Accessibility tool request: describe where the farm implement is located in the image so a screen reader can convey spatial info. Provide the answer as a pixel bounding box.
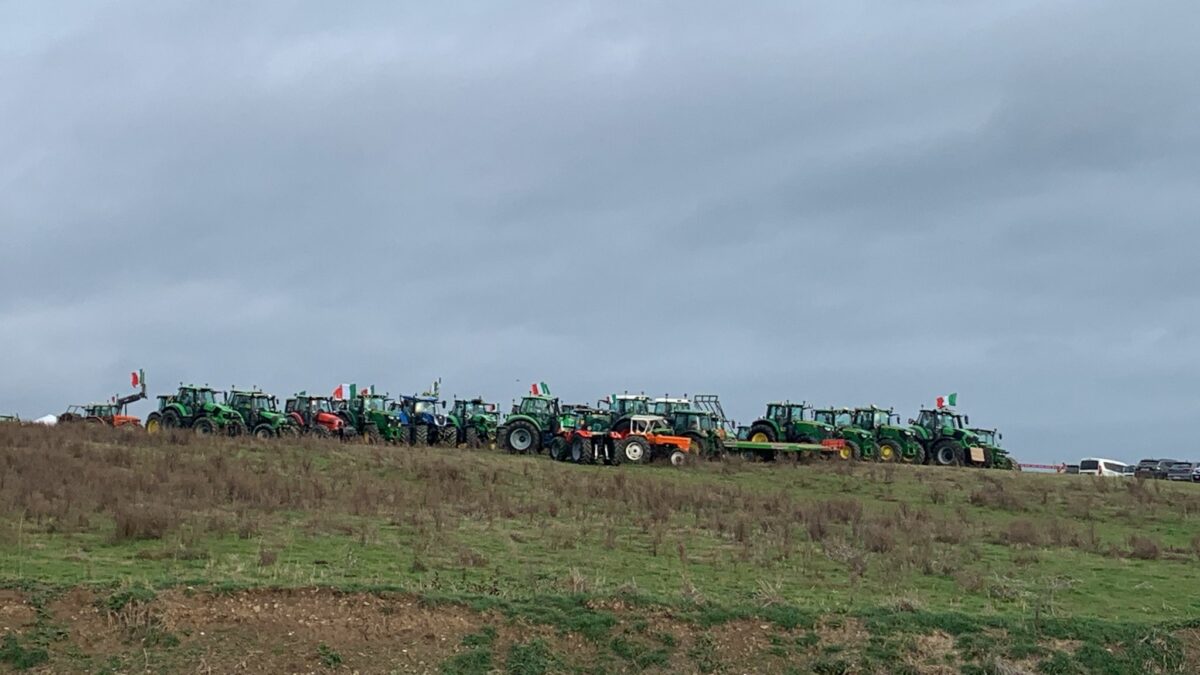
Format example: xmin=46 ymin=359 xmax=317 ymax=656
xmin=145 ymin=384 xmax=246 ymax=435
xmin=58 ymin=370 xmax=148 ymax=428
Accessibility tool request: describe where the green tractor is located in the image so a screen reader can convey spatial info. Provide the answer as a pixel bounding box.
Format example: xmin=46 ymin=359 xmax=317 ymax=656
xmin=145 ymin=385 xmax=246 ymax=436
xmin=910 ymin=408 xmax=985 ymax=467
xmin=447 ymin=397 xmax=502 ymax=448
xmin=812 ymin=407 xmax=876 ymax=461
xmin=336 ymin=392 xmax=407 ymax=444
xmin=849 ymin=406 xmax=925 ymax=464
xmin=497 ymin=395 xmax=563 ymax=454
xmin=746 ymin=401 xmax=837 ymax=446
xmin=971 ymin=427 xmax=1017 ymax=470
xmin=224 ymin=389 xmax=298 ymax=439
xmin=664 ymin=408 xmax=726 ymax=458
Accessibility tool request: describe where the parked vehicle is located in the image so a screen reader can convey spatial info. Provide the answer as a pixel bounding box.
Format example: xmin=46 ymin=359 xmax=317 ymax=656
xmin=1192 ymin=465 xmax=1200 ymax=483
xmin=1121 ymin=464 xmax=1136 ymax=477
xmin=1135 ymin=458 xmax=1179 ymax=480
xmin=145 ymin=385 xmax=246 ymax=436
xmin=225 ymin=388 xmax=298 ymax=438
xmin=286 ymin=394 xmax=357 ymax=439
xmin=1078 ymin=458 xmax=1127 ymax=476
xmin=1167 ymin=462 xmax=1196 ymax=481
xmin=1065 ymin=464 xmax=1080 ymax=474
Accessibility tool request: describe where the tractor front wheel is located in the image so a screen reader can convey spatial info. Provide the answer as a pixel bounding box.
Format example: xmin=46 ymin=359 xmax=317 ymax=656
xmin=465 ymin=426 xmax=481 ymax=449
xmin=618 ymin=435 xmax=651 ymax=464
xmin=311 ymin=425 xmax=331 ymax=439
xmin=414 ymin=425 xmax=429 ymax=446
xmin=837 ymin=440 xmax=861 ymax=461
xmin=669 ymin=450 xmax=687 ymax=467
xmin=505 ymin=421 xmax=538 ymax=454
xmin=571 ymin=436 xmax=592 ymax=465
xmin=933 ymin=440 xmax=963 ymax=467
xmin=145 ymin=414 xmax=162 ymax=434
xmin=253 ymin=424 xmax=276 ymax=440
xmin=193 ymin=418 xmax=216 ymax=436
xmin=226 ymin=420 xmax=247 ymax=437
xmin=162 ymin=409 xmax=182 ymax=429
xmin=439 ymin=427 xmax=458 ymax=448
xmin=877 ymin=439 xmax=902 ymax=463
xmin=748 ymin=424 xmax=776 ymax=443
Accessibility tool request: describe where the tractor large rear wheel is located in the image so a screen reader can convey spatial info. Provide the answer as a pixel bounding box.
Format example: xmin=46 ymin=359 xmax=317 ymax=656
xmin=748 ymin=423 xmax=776 ymax=443
xmin=162 ymin=409 xmax=182 ymax=429
xmin=363 ymin=425 xmax=382 ymax=444
xmin=618 ymin=435 xmax=651 ymax=464
xmin=253 ymin=424 xmax=276 ymax=440
xmin=439 ymin=427 xmax=457 ymax=448
xmin=465 ymin=426 xmax=481 ymax=449
xmin=226 ymin=420 xmax=246 ymax=437
xmin=505 ymin=421 xmax=538 ymax=454
xmin=311 ymin=425 xmax=331 ymax=439
xmin=933 ymin=440 xmax=963 ymax=467
xmin=145 ymin=413 xmax=163 ymax=434
xmin=414 ymin=425 xmax=429 ymax=446
xmin=877 ymin=439 xmax=902 ymax=463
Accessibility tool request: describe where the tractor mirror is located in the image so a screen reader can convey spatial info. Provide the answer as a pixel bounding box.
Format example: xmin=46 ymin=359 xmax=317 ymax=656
xmin=908 ymin=419 xmax=915 ymax=425
xmin=964 ymin=415 xmax=970 ymax=424
xmin=998 ymin=432 xmax=1003 ymax=440
xmin=441 ymin=401 xmax=447 ymax=409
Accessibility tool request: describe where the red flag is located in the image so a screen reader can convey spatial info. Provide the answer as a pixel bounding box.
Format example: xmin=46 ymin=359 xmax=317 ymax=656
xmin=131 ymin=371 xmax=140 ymax=388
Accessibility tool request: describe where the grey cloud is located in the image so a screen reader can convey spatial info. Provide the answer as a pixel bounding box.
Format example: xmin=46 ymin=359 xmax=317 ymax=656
xmin=2 ymin=1 xmax=1198 ymax=464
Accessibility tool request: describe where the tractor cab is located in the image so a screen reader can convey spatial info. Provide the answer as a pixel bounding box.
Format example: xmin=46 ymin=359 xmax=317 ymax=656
xmin=851 ymin=406 xmax=899 ymax=431
xmin=914 ymin=409 xmax=970 ymax=435
xmin=812 ymin=407 xmax=854 ymax=427
xmin=452 ymin=398 xmax=498 ymax=421
xmin=651 ymin=397 xmax=691 ymax=417
xmin=605 ymin=394 xmax=651 ymax=433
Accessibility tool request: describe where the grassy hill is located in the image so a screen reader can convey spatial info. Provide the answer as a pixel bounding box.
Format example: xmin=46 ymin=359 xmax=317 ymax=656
xmin=0 ymin=424 xmax=1198 ymax=673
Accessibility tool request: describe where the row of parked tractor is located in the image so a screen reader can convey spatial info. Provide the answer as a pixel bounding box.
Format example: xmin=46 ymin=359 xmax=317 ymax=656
xmin=39 ymin=373 xmax=1016 ymax=470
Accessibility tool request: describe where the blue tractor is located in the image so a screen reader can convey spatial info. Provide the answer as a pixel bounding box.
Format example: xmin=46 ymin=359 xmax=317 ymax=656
xmin=390 ymin=393 xmax=452 ymax=446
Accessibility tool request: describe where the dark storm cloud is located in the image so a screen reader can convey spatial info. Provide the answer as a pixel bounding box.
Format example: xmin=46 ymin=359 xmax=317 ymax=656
xmin=2 ymin=1 xmax=1198 ymax=463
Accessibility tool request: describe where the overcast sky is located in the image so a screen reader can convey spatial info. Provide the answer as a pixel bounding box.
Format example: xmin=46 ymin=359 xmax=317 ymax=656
xmin=2 ymin=2 xmax=1197 ymax=464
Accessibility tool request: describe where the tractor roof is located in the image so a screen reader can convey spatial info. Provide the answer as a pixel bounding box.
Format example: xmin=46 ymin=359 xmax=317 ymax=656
xmin=653 ymin=397 xmax=689 ymax=403
xmin=853 ymin=405 xmax=894 ymax=413
xmin=768 ymin=401 xmax=810 ymax=407
xmin=229 ymin=389 xmax=271 ymax=396
xmin=630 ymin=414 xmax=669 ymax=424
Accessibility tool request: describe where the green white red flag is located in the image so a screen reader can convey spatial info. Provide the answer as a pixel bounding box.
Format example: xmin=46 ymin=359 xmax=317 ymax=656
xmin=936 ymin=393 xmax=958 ymax=408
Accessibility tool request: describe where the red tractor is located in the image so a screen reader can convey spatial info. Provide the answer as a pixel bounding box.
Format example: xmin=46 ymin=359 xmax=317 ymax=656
xmin=285 ymin=394 xmax=358 ymax=440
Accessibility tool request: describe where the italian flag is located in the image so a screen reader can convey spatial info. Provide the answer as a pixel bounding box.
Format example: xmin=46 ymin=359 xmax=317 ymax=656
xmin=333 ymin=384 xmax=365 ymax=400
xmin=130 ymin=369 xmax=144 ymax=388
xmin=936 ymin=393 xmax=958 ymax=408
xmin=531 ymin=382 xmax=550 ymax=396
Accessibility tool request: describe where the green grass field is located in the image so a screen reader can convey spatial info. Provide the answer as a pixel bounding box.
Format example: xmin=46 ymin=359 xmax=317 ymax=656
xmin=1 ymin=424 xmax=1198 ymax=673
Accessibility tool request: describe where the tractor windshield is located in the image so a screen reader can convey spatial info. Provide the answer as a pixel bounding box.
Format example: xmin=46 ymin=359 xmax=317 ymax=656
xmin=464 ymin=402 xmax=491 ymax=416
xmin=312 ymin=399 xmax=333 ymax=413
xmin=414 ymin=400 xmax=437 ymax=415
xmin=520 ymin=398 xmax=552 ymax=415
xmin=835 ymin=411 xmax=852 ymax=426
xmin=852 ymin=411 xmax=874 ymax=428
xmin=939 ymin=413 xmax=963 ymax=430
xmin=363 ymin=396 xmax=387 ymax=412
xmin=198 ymin=390 xmax=216 ymax=405
xmin=975 ymin=430 xmax=996 ymax=445
xmin=788 ymin=405 xmax=808 ymax=420
xmin=813 ymin=411 xmax=835 ymax=426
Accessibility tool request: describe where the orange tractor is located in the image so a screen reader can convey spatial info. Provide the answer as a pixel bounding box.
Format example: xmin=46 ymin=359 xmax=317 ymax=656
xmin=58 ymin=370 xmax=147 ymax=428
xmin=609 ymin=414 xmax=695 ymax=466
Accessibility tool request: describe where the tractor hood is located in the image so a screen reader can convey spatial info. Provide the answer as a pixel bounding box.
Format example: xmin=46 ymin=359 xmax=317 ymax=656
xmin=880 ymin=424 xmax=917 ymax=438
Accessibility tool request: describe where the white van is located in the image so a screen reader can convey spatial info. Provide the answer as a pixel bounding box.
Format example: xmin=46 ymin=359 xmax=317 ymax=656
xmin=1078 ymin=458 xmax=1128 ymax=476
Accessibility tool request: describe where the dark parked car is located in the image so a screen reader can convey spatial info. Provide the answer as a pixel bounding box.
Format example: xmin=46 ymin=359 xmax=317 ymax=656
xmin=1065 ymin=464 xmax=1080 ymax=475
xmin=1135 ymin=458 xmax=1179 ymax=480
xmin=1167 ymin=462 xmax=1196 ymax=481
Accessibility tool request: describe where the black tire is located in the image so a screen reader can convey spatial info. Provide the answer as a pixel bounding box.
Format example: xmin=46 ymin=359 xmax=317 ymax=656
xmin=225 ymin=419 xmax=247 ymax=437
xmin=363 ymin=424 xmax=382 ymax=444
xmin=162 ymin=409 xmax=182 ymax=429
xmin=877 ymin=439 xmax=903 ymax=463
xmin=685 ymin=433 xmax=706 ymax=457
xmin=606 ymin=439 xmax=621 ymax=466
xmin=145 ymin=413 xmax=163 ymax=435
xmin=547 ymin=436 xmax=569 ymax=461
xmin=465 ymin=426 xmax=481 ymax=449
xmin=439 ymin=426 xmax=457 ymax=448
xmin=311 ymin=425 xmax=331 ymax=439
xmin=252 ymin=424 xmax=276 ymax=440
xmin=669 ymin=450 xmax=687 ymax=467
xmin=618 ymin=435 xmax=651 ymax=464
xmin=193 ymin=417 xmax=216 ymax=435
xmin=571 ymin=436 xmax=592 ymax=464
xmin=747 ymin=423 xmax=777 ymax=443
xmin=342 ymin=426 xmax=359 ymax=441
xmin=838 ymin=440 xmax=862 ymax=461
xmin=414 ymin=424 xmax=429 ymax=446
xmin=505 ymin=420 xmax=539 ymax=454
xmin=933 ymin=440 xmax=963 ymax=467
